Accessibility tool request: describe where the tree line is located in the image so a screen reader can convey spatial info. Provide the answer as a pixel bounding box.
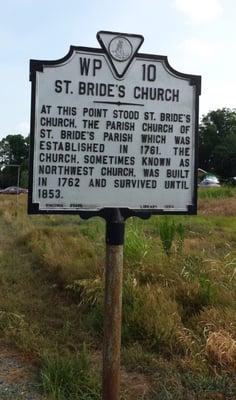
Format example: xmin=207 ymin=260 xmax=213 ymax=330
xmin=0 ymin=108 xmax=236 ymax=188
xmin=199 ymin=108 xmax=236 ymax=178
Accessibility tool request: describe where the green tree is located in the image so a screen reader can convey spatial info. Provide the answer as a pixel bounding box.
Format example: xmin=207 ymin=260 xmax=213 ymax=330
xmin=199 ymin=108 xmax=236 ymax=177
xmin=0 ymin=134 xmax=29 ymax=166
xmin=212 ymin=133 xmax=236 ymax=177
xmin=0 ymin=134 xmax=29 ymax=188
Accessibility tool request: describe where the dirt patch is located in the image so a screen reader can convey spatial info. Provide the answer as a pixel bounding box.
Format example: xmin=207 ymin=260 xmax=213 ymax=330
xmin=121 ymin=369 xmax=151 ymax=399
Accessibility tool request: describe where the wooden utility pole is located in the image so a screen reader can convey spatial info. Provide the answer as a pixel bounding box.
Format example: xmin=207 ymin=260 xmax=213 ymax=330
xmin=103 ymin=209 xmax=124 ymax=400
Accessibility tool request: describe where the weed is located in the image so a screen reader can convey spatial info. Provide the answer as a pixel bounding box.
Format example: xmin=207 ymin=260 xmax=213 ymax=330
xmin=159 ymin=218 xmax=176 ymax=256
xmin=125 ymin=223 xmax=152 ymax=267
xmin=198 ymin=275 xmax=217 ymax=305
xmin=40 ymin=344 xmax=100 ymax=399
xmin=157 ymin=218 xmax=186 ymax=257
xmin=181 ymin=255 xmax=203 ymax=281
xmin=176 ymin=222 xmax=185 ymax=255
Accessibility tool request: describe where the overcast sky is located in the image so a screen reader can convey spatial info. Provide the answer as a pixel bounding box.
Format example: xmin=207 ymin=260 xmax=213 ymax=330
xmin=0 ymin=0 xmax=235 ymax=139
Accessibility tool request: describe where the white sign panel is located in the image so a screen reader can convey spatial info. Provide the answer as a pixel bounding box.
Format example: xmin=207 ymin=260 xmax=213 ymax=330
xmin=29 ymin=31 xmax=201 ymax=215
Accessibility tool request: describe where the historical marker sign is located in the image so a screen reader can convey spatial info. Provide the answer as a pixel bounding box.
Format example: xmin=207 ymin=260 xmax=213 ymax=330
xmin=29 ymin=31 xmax=201 ymax=216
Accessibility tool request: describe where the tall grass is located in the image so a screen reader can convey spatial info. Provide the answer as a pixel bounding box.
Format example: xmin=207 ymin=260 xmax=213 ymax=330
xmin=125 ymin=222 xmax=152 ymax=267
xmin=158 ymin=218 xmax=185 ymax=256
xmin=0 ymin=195 xmax=236 ymax=398
xmin=40 ymin=345 xmax=100 ymax=400
xmin=198 ymin=186 xmax=236 ymax=199
xmin=159 ymin=218 xmax=176 ymax=256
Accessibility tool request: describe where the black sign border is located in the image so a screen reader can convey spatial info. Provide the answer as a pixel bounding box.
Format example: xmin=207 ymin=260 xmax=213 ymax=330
xmin=28 ymin=43 xmax=201 ymax=221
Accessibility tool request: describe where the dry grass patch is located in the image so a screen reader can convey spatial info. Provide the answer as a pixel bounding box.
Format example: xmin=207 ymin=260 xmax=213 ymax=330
xmin=121 ymin=369 xmax=151 ymax=400
xmin=205 ymin=330 xmax=236 ymax=371
xmin=198 ymin=197 xmax=236 ymax=216
xmin=184 ymin=237 xmax=206 ymax=254
xmin=195 ymin=307 xmax=236 ymax=339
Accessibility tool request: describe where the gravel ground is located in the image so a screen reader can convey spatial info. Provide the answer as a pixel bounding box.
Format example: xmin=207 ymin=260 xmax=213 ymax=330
xmin=0 ymin=345 xmax=44 ymax=400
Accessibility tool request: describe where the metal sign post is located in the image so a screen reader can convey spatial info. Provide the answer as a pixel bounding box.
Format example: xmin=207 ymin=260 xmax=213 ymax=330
xmin=28 ymin=31 xmax=201 ymax=400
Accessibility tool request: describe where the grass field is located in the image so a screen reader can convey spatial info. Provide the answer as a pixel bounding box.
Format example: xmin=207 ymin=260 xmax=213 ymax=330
xmin=0 ymin=188 xmax=235 ymax=399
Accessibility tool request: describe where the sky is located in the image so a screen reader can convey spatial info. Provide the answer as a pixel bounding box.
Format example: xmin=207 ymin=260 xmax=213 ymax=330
xmin=0 ymin=0 xmax=235 ymax=139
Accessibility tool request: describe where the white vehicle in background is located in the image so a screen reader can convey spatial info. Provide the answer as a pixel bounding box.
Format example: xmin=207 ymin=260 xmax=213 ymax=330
xmin=199 ymin=175 xmax=221 ymax=187
xmin=0 ymin=186 xmax=28 ymax=194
